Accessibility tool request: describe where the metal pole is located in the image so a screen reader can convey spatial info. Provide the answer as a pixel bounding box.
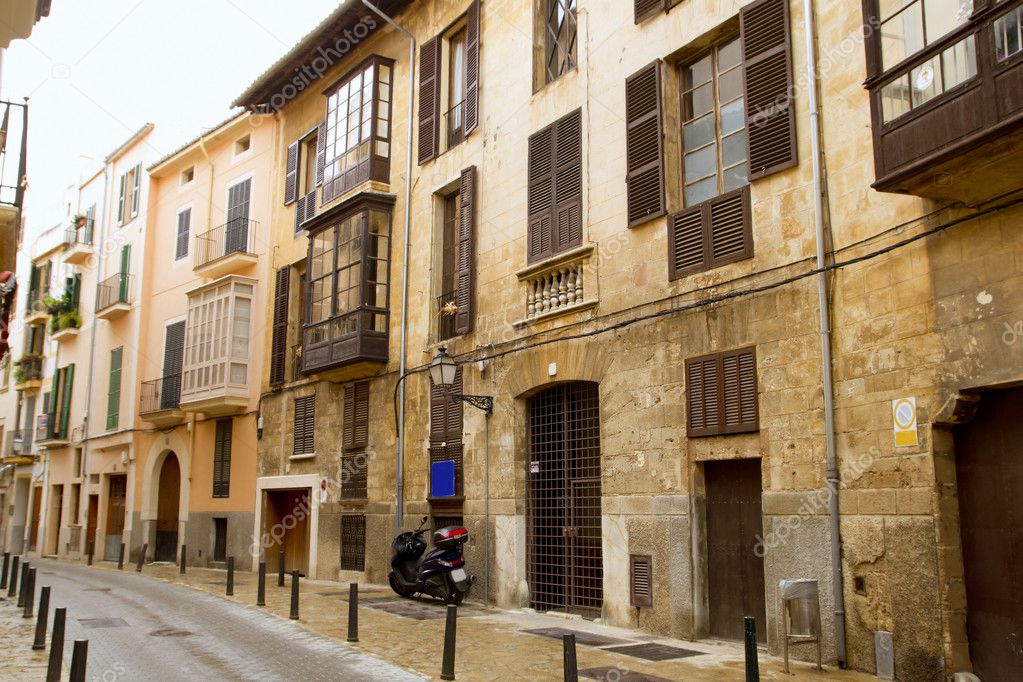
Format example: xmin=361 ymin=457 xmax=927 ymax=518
xmin=347 ymin=582 xmax=358 ymax=642
xmin=277 ymin=550 xmax=285 ymax=587
xmin=226 ymin=556 xmax=234 ymax=596
xmin=289 ymin=570 xmax=299 ymax=620
xmin=117 ymin=542 xmax=125 ymax=570
xmin=256 ymin=561 xmax=266 ymax=606
xmin=484 ymin=412 xmax=490 ymax=605
xmin=16 ymin=561 xmax=28 ymax=607
xmin=22 ymin=567 xmax=34 ymax=618
xmin=135 ymin=543 xmax=147 ymax=572
xmin=6 ymin=555 xmax=18 ymax=597
xmin=744 ymin=616 xmax=760 ymax=682
xmin=1 ymin=552 xmax=9 ymax=589
xmin=69 ymin=639 xmax=88 ymax=682
xmin=180 ymin=545 xmax=187 ymax=574
xmin=32 ymin=585 xmax=49 ymax=649
xmin=440 ymin=604 xmax=457 ymax=680
xmin=563 ymin=633 xmax=578 ymax=682
xmin=46 ymin=607 xmax=65 ymax=682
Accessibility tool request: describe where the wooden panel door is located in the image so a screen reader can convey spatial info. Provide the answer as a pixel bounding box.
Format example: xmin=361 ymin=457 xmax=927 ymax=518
xmin=705 ymin=458 xmax=767 ymax=642
xmin=954 ymin=387 xmax=1023 ymax=679
xmin=29 ymin=487 xmax=42 ymax=551
xmin=86 ymin=495 xmax=99 ymax=550
xmin=155 ymin=454 xmax=180 ymax=562
xmin=264 ymin=489 xmax=310 ymax=576
xmin=104 ymin=475 xmax=127 ymax=560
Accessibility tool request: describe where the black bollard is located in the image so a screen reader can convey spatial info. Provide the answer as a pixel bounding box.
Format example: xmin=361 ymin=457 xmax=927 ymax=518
xmin=86 ymin=541 xmax=93 ymax=566
xmin=256 ymin=561 xmax=266 ymax=606
xmin=22 ymin=567 xmax=35 ymax=618
xmin=32 ymin=585 xmax=50 ymax=649
xmin=440 ymin=604 xmax=458 ymax=680
xmin=180 ymin=545 xmax=187 ymax=574
xmin=289 ymin=570 xmax=299 ymax=620
xmin=1 ymin=552 xmax=9 ymax=590
xmin=117 ymin=542 xmax=125 ymax=570
xmin=277 ymin=551 xmax=285 ymax=587
xmin=135 ymin=543 xmax=147 ymax=573
xmin=226 ymin=556 xmax=234 ymax=596
xmin=6 ymin=555 xmax=18 ymax=597
xmin=563 ymin=633 xmax=578 ymax=682
xmin=69 ymin=639 xmax=88 ymax=682
xmin=46 ymin=607 xmax=66 ymax=682
xmin=347 ymin=582 xmax=358 ymax=643
xmin=16 ymin=561 xmax=29 ymax=607
xmin=744 ymin=616 xmax=760 ymax=682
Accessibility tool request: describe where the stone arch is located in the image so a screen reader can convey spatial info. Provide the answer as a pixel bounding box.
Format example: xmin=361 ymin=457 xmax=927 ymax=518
xmin=140 ymin=431 xmax=190 ymax=522
xmin=497 ymin=339 xmax=612 ymax=401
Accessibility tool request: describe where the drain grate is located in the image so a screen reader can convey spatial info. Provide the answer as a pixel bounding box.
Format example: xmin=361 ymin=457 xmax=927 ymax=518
xmin=83 ymin=588 xmax=111 ymax=592
xmin=78 ymin=618 xmax=129 ymax=629
xmin=602 ymin=643 xmax=704 ymax=661
xmin=149 ymin=628 xmax=192 ymax=637
xmin=523 ymin=628 xmax=630 ymax=648
xmin=362 ymin=597 xmax=482 ymax=621
xmin=579 ymin=667 xmax=677 ymax=682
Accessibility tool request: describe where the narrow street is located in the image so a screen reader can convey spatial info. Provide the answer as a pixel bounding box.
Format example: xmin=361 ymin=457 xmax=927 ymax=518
xmin=0 ymin=558 xmax=419 ymax=681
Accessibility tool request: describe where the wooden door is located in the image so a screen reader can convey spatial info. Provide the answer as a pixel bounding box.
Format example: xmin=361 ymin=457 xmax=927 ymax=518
xmin=48 ymin=485 xmax=63 ymax=555
xmin=104 ymin=475 xmax=127 ymax=560
xmin=954 ymin=388 xmax=1023 ymax=678
xmin=264 ymin=490 xmax=310 ymax=575
xmin=86 ymin=495 xmax=99 ymax=550
xmin=705 ymin=458 xmax=767 ymax=642
xmin=29 ymin=487 xmax=42 ymax=551
xmin=155 ymin=453 xmax=180 ymax=562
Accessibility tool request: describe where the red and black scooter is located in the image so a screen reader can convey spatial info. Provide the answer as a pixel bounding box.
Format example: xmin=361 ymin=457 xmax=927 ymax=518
xmin=388 ymin=516 xmax=474 ymax=605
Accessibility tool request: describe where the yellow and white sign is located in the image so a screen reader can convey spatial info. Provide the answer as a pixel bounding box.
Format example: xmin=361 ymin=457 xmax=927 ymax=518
xmin=892 ymin=397 xmax=918 ymax=447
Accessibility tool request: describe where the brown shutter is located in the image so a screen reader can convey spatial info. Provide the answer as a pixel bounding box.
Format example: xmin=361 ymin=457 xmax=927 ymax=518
xmin=741 ymin=0 xmax=797 ymax=180
xmin=419 ymin=36 xmax=441 ymax=165
xmin=668 ymin=186 xmax=751 ymax=280
xmin=635 ymin=0 xmax=662 ymax=23
xmin=553 ymin=109 xmax=583 ymax=251
xmin=455 ymin=167 xmax=476 ymax=334
xmin=722 ymin=347 xmax=758 ymax=434
xmin=630 ymin=554 xmax=653 ymax=607
xmin=686 ymin=348 xmax=758 ymax=437
xmin=293 ymin=395 xmax=315 ymax=455
xmin=625 ymin=61 xmax=666 ymax=228
xmin=315 ymin=121 xmax=327 ymax=187
xmin=343 ymin=381 xmax=370 ymax=451
xmin=284 ymin=141 xmax=299 ymax=205
xmin=527 ymin=124 xmax=555 ymax=262
xmin=269 ymin=267 xmax=290 ymax=386
xmin=668 ymin=204 xmax=704 ymax=280
xmin=685 ymin=354 xmax=721 ymax=437
xmin=295 ymin=195 xmax=307 ymax=232
xmin=430 ymin=368 xmax=463 ymax=445
xmin=464 ymin=0 xmax=480 ymax=136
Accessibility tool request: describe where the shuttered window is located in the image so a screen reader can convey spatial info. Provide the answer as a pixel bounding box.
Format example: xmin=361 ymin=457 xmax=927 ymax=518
xmin=293 ymin=395 xmax=315 ymax=456
xmin=430 ymin=368 xmax=464 ymax=497
xmin=544 ymin=0 xmax=578 ymax=84
xmin=47 ymin=364 xmax=74 ymax=440
xmin=213 ymin=418 xmax=232 ymax=498
xmin=625 ymin=61 xmax=666 ymax=227
xmin=685 ymin=347 xmax=758 ymax=437
xmin=464 ymin=0 xmax=480 ymax=137
xmin=106 ymin=347 xmax=122 ymax=431
xmin=117 ymin=173 xmax=126 ymax=224
xmin=668 ymin=186 xmax=752 ymax=280
xmin=455 ymin=167 xmax=476 ymax=334
xmin=419 ymin=37 xmax=441 ymax=164
xmin=284 ymin=141 xmax=300 ymax=205
xmin=293 ymin=130 xmax=320 ymax=231
xmin=527 ymin=109 xmax=582 ymax=263
xmin=269 ymin=267 xmax=290 ymax=386
xmin=635 ymin=0 xmax=681 ymax=24
xmin=131 ymin=163 xmax=142 ymax=217
xmin=341 ymin=381 xmax=370 ymax=499
xmin=175 ymin=208 xmax=191 ymax=260
xmin=340 ymin=515 xmax=366 ymax=571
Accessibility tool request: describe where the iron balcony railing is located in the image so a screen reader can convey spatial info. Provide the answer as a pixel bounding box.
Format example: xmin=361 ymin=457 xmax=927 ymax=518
xmin=95 ymin=272 xmax=133 ymax=312
xmin=14 ymin=355 xmax=43 ymax=385
xmin=65 ymin=226 xmax=93 ymax=247
xmin=291 ymin=344 xmax=303 ymax=382
xmin=194 ymin=217 xmax=258 ymax=270
xmin=436 ymin=291 xmax=458 ymax=342
xmin=445 ymin=99 xmax=465 ymax=148
xmin=36 ymin=413 xmax=64 ymax=443
xmin=25 ymin=287 xmax=47 ymax=317
xmin=140 ymin=374 xmax=182 ymax=414
xmin=5 ymin=429 xmax=25 ymax=457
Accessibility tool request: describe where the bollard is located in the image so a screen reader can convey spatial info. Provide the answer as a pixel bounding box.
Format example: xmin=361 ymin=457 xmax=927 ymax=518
xmin=256 ymin=561 xmax=266 ymax=606
xmin=1 ymin=552 xmax=9 ymax=590
xmin=180 ymin=545 xmax=187 ymax=574
xmin=32 ymin=585 xmax=50 ymax=649
xmin=440 ymin=604 xmax=458 ymax=681
xmin=277 ymin=551 xmax=285 ymax=587
xmin=563 ymin=633 xmax=578 ymax=682
xmin=69 ymin=639 xmax=88 ymax=682
xmin=135 ymin=543 xmax=147 ymax=573
xmin=16 ymin=562 xmax=29 ymax=607
xmin=744 ymin=616 xmax=760 ymax=682
xmin=86 ymin=541 xmax=93 ymax=566
xmin=347 ymin=582 xmax=359 ymax=643
xmin=46 ymin=607 xmax=66 ymax=682
xmin=22 ymin=567 xmax=35 ymax=618
xmin=226 ymin=556 xmax=234 ymax=596
xmin=289 ymin=570 xmax=299 ymax=620
xmin=117 ymin=542 xmax=125 ymax=570
xmin=7 ymin=555 xmax=19 ymax=597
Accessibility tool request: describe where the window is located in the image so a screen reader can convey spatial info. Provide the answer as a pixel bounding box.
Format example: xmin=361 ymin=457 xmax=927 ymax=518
xmin=83 ymin=204 xmax=96 ymax=243
xmin=286 ymin=129 xmax=321 ymax=231
xmin=117 ymin=164 xmax=141 ymax=225
xmin=213 ymin=418 xmax=232 ymax=498
xmin=106 ymin=347 xmax=122 ymax=430
xmin=269 ymin=267 xmax=291 ymax=386
xmin=181 ymin=277 xmax=253 ymax=404
xmin=543 ymin=0 xmax=577 ymax=85
xmin=447 ymin=26 xmax=468 ymax=147
xmin=234 ymin=134 xmax=251 ymax=156
xmin=341 ymin=382 xmax=369 ymax=499
xmin=685 ymin=347 xmax=758 ymax=437
xmin=430 ymin=368 xmax=464 ymax=497
xmin=180 ymin=166 xmax=195 ymax=185
xmin=995 ymin=3 xmax=1023 ymax=61
xmin=321 ymin=56 xmax=394 ymax=203
xmin=340 ymin=515 xmax=366 ymax=571
xmin=635 ymin=0 xmax=682 ymax=23
xmin=293 ymin=394 xmax=315 ymax=456
xmin=437 ymin=193 xmax=459 ymax=342
xmin=46 ymin=364 xmax=74 ymax=440
xmin=527 ymin=109 xmax=582 ymax=263
xmin=434 ymin=167 xmax=476 ymax=339
xmin=175 ymin=208 xmax=191 ymax=260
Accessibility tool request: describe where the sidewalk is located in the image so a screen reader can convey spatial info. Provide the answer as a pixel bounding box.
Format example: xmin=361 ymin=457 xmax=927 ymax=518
xmin=0 ymin=593 xmax=52 ymax=680
xmin=84 ymin=560 xmax=873 ymax=681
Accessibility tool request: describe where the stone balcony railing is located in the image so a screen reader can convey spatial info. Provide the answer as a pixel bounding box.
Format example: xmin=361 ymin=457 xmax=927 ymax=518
xmin=514 ymin=244 xmax=597 ymax=327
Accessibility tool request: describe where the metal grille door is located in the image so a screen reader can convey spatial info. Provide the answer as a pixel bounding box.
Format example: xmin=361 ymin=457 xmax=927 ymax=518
xmin=527 ymin=382 xmax=603 ymax=616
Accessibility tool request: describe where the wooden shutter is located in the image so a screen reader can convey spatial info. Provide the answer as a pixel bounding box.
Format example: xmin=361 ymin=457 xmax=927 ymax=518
xmin=295 ymin=195 xmax=307 ymax=231
xmin=464 ymin=0 xmax=481 ymax=136
xmin=175 ymin=209 xmax=190 ymax=260
xmin=315 ymin=121 xmax=326 ymax=188
xmin=284 ymin=141 xmax=299 ymax=205
xmin=117 ymin=174 xmax=126 ymax=223
xmin=668 ymin=186 xmax=752 ymax=280
xmin=293 ymin=395 xmax=315 ymax=455
xmin=430 ymin=368 xmax=463 ymax=445
xmin=47 ymin=370 xmax=60 ymax=436
xmin=527 ymin=124 xmax=555 ymax=262
xmin=721 ymin=347 xmax=758 ymax=434
xmin=342 ymin=381 xmax=370 ymax=451
xmin=685 ymin=353 xmax=721 ymax=437
xmin=685 ymin=347 xmax=758 ymax=437
xmin=59 ymin=364 xmax=74 ymax=439
xmin=69 ymin=274 xmax=81 ymax=307
xmin=162 ymin=321 xmax=185 ymax=408
xmin=625 ymin=61 xmax=666 ymax=228
xmin=630 ymin=554 xmax=653 ymax=608
xmin=635 ymin=0 xmax=662 ymax=23
xmin=418 ymin=36 xmax=441 ymax=164
xmin=84 ymin=205 xmax=95 ymax=242
xmin=213 ymin=419 xmax=232 ymax=498
xmin=741 ymin=0 xmax=797 ymax=180
xmin=107 ymin=347 xmax=122 ymax=430
xmin=131 ymin=164 xmax=141 ymax=217
xmin=553 ymin=110 xmax=582 ymax=252
xmin=269 ymin=267 xmax=290 ymax=386
xmin=455 ymin=167 xmax=476 ymax=334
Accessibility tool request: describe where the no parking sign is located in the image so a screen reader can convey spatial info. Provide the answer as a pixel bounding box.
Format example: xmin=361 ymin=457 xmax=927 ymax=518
xmin=892 ymin=397 xmax=919 ymax=447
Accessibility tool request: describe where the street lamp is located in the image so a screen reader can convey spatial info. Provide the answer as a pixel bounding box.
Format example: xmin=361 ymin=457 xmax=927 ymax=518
xmin=429 ymin=347 xmax=493 ymax=414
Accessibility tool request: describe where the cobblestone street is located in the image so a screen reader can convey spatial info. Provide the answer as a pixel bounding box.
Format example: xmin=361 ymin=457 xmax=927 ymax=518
xmin=0 ymin=557 xmax=881 ymax=681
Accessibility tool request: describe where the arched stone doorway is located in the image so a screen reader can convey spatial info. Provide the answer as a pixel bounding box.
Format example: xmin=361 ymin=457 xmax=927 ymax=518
xmin=155 ymin=452 xmax=180 ymax=562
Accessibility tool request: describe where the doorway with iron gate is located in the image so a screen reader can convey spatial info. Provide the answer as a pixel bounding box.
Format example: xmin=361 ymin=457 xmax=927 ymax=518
xmin=526 ymin=382 xmax=603 ymax=617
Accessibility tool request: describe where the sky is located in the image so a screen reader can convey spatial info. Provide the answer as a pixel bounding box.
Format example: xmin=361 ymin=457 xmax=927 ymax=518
xmin=1 ymin=0 xmax=342 ymax=233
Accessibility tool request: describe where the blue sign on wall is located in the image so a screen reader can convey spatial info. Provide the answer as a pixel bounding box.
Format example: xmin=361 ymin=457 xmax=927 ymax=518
xmin=431 ymin=460 xmax=456 ymax=498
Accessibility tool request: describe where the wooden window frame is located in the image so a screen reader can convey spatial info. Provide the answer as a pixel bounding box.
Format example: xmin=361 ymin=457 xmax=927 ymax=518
xmin=684 ymin=347 xmax=759 ymax=437
xmin=527 ymin=109 xmax=583 ymax=263
xmin=213 ymin=418 xmax=232 ymax=498
xmin=293 ymin=394 xmax=315 ymax=456
xmin=542 ymin=0 xmax=578 ymax=86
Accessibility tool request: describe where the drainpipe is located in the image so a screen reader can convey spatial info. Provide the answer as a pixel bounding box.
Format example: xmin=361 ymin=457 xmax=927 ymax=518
xmin=361 ymin=0 xmax=415 ymax=535
xmin=198 ymin=135 xmax=215 ymax=236
xmin=803 ymin=0 xmax=846 ymax=667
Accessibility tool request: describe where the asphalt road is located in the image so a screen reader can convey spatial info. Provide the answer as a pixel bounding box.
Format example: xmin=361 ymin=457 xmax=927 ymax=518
xmin=4 ymin=558 xmax=421 ymax=681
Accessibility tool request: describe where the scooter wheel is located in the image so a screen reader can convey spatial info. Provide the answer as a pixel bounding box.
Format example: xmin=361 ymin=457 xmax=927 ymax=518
xmin=389 ymin=571 xmax=415 ymax=598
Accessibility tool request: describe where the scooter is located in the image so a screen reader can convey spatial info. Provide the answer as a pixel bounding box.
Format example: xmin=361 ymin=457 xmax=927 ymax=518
xmin=388 ymin=516 xmax=474 ymax=605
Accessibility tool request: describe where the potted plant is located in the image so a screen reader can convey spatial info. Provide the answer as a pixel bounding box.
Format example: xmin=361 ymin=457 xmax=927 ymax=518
xmin=43 ymin=292 xmax=73 ymax=316
xmin=50 ymin=309 xmax=82 ymax=334
xmin=13 ymin=353 xmax=43 ymax=384
xmin=71 ymin=213 xmax=88 ymax=228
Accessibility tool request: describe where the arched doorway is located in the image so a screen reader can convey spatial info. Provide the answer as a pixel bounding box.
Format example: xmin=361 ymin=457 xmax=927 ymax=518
xmin=526 ymin=382 xmax=603 ymax=616
xmin=155 ymin=452 xmax=180 ymax=562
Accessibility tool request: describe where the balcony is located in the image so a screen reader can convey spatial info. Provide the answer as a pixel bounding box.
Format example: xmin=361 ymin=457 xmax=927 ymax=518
xmin=0 ymin=100 xmax=28 ymax=273
xmin=24 ymin=289 xmax=48 ymax=326
xmin=95 ymin=272 xmax=132 ymax=320
xmin=513 ymin=244 xmax=598 ymax=328
xmin=193 ymin=218 xmax=258 ymax=279
xmin=13 ymin=355 xmax=42 ymax=391
xmin=139 ymin=375 xmax=185 ymax=427
xmin=867 ymin=1 xmax=1023 ymax=203
xmin=36 ymin=413 xmax=68 ymax=448
xmin=4 ymin=429 xmax=25 ymax=458
xmin=63 ymin=226 xmax=94 ymax=266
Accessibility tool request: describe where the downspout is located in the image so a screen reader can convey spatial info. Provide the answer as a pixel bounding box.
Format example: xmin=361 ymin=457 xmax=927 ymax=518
xmin=361 ymin=0 xmax=415 ymax=535
xmin=198 ymin=135 xmax=215 ymax=237
xmin=803 ymin=0 xmax=846 ymax=666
